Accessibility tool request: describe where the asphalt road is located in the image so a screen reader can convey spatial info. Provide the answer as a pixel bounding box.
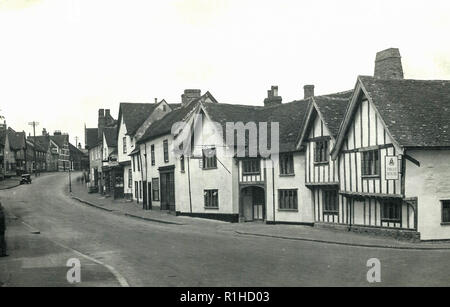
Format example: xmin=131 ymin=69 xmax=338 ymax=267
xmin=1 ymin=172 xmax=450 ymax=286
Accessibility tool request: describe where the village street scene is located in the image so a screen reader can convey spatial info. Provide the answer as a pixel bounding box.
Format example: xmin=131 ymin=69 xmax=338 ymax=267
xmin=1 ymin=0 xmax=450 ymax=289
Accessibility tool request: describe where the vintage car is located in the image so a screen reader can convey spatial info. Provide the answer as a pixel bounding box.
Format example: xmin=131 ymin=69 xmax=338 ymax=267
xmin=19 ymin=174 xmax=32 ymax=185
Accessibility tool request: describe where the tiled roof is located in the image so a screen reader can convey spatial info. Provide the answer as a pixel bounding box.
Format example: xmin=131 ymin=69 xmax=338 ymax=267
xmin=85 ymin=128 xmax=98 ymax=149
xmin=313 ymin=91 xmax=353 ymax=138
xmin=27 ymin=138 xmax=47 ymax=152
xmin=203 ymin=99 xmax=311 ymax=153
xmin=50 ymin=134 xmax=69 ymax=148
xmin=359 ymin=76 xmax=450 ymax=147
xmin=103 ymin=127 xmax=117 ymax=147
xmin=137 ymin=105 xmax=196 ymax=143
xmin=7 ymin=128 xmax=26 ymax=150
xmin=69 ymin=143 xmax=85 ymax=157
xmin=137 ymin=93 xmax=217 ymax=144
xmin=28 ymin=136 xmax=50 ymax=151
xmin=119 ymin=103 xmax=159 ymax=136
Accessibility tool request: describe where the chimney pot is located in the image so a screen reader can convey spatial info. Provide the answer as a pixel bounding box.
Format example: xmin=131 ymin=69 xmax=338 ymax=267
xmin=304 ymin=85 xmax=315 ymax=99
xmin=155 ymin=98 xmax=158 ymax=104
xmin=181 ymin=89 xmax=201 ymax=105
xmin=264 ymin=86 xmax=282 ymax=107
xmin=374 ymin=48 xmax=404 ymax=79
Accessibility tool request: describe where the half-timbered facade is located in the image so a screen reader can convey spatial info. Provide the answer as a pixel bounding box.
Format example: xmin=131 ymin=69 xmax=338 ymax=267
xmin=332 ymin=72 xmax=450 ymax=240
xmin=298 ymin=91 xmax=352 ymax=225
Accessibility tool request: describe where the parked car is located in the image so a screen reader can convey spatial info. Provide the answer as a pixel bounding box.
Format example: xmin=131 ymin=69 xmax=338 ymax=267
xmin=19 ymin=174 xmax=32 ymax=185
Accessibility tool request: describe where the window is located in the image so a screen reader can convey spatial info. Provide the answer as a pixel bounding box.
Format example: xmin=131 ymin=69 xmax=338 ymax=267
xmin=279 ymin=189 xmax=298 ymax=210
xmin=280 ymin=153 xmax=294 ymax=175
xmin=152 ymin=178 xmax=160 ymax=201
xmin=442 ymin=201 xmax=450 ymax=224
xmin=132 ymin=156 xmax=136 ymax=172
xmin=180 ymin=155 xmax=185 ymax=172
xmin=242 ymin=158 xmax=260 ymax=175
xmin=204 ymin=189 xmax=219 ymax=208
xmin=323 ymin=190 xmax=339 ymax=214
xmin=314 ymin=140 xmax=328 ymax=163
xmin=163 ymin=140 xmax=169 ymax=163
xmin=137 ymin=155 xmax=140 ymax=172
xmin=139 ymin=181 xmax=142 ymax=198
xmin=202 ymin=147 xmax=217 ymax=169
xmin=381 ymin=200 xmax=401 ymax=223
xmin=123 ymin=137 xmax=127 ymax=153
xmin=151 ymin=145 xmax=155 ymax=166
xmin=128 ymin=169 xmax=132 ymax=188
xmin=362 ymin=150 xmax=380 ymax=176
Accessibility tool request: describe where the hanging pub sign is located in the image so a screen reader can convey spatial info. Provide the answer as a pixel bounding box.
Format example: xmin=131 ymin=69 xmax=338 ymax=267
xmin=385 ymin=155 xmax=398 ymax=180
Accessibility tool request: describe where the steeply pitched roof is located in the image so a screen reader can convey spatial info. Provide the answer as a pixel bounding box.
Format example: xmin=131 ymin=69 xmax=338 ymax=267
xmin=50 ymin=134 xmax=69 ymax=148
xmin=119 ymin=103 xmax=160 ymax=136
xmin=28 ymin=136 xmax=50 ymax=151
xmin=85 ymin=128 xmax=98 ymax=149
xmin=137 ymin=104 xmax=196 ymax=143
xmin=359 ymin=76 xmax=450 ymax=147
xmin=103 ymin=127 xmax=117 ymax=147
xmin=137 ymin=92 xmax=218 ymax=144
xmin=7 ymin=128 xmax=26 ymax=150
xmin=313 ymin=91 xmax=353 ymax=138
xmin=26 ymin=138 xmax=47 ymax=152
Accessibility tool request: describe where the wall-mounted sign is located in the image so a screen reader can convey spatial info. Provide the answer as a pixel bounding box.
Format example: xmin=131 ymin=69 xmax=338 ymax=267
xmin=385 ymin=155 xmax=398 ymax=180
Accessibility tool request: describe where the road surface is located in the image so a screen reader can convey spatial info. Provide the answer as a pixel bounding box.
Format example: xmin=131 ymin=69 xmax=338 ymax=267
xmin=1 ymin=172 xmax=450 ymax=286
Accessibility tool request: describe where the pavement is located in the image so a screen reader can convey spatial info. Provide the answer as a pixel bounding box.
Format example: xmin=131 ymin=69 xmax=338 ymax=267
xmin=0 ymin=176 xmax=21 ymax=190
xmin=69 ymin=175 xmax=450 ymax=251
xmin=1 ymin=171 xmax=450 ymax=286
xmin=0 ymin=173 xmax=122 ymax=287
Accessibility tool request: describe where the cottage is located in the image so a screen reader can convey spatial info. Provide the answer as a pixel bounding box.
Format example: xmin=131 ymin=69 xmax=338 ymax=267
xmin=6 ymin=128 xmax=27 ymax=175
xmin=297 ymin=89 xmax=353 ymax=225
xmin=134 ymin=90 xmax=217 ymax=211
xmin=116 ymin=100 xmax=175 ymax=200
xmin=85 ymin=109 xmax=116 ymax=193
xmin=331 ymin=48 xmax=450 ymax=240
xmin=173 ymin=86 xmax=313 ymax=224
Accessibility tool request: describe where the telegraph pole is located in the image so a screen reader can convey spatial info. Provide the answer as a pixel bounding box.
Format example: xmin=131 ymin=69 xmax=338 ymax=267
xmin=28 ymin=121 xmax=39 ymax=177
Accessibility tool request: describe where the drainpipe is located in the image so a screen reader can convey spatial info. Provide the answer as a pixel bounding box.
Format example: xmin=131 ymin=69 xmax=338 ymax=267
xmin=187 ymin=156 xmax=192 ymax=214
xmin=272 ymin=165 xmax=276 ymax=223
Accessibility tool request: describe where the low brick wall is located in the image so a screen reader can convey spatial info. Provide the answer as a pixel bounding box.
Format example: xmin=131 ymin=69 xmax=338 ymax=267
xmin=314 ymin=222 xmax=421 ymax=242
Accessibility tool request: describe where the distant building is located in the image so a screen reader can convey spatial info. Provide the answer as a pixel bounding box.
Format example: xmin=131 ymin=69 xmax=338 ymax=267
xmin=85 ymin=108 xmax=116 ymax=193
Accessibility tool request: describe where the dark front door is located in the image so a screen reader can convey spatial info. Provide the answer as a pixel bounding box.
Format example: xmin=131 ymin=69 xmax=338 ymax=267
xmin=147 ymin=182 xmax=152 ymax=210
xmin=143 ymin=180 xmax=148 ymax=210
xmin=160 ymin=170 xmax=175 ymax=212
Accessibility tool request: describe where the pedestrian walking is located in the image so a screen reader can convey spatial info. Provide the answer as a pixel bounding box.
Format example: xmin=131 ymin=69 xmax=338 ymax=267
xmin=0 ymin=202 xmax=8 ymax=257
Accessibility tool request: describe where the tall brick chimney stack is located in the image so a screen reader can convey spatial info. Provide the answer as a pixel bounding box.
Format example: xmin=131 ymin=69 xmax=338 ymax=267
xmin=374 ymin=48 xmax=404 ymax=79
xmin=98 ymin=109 xmax=105 ymax=139
xmin=181 ymin=89 xmax=201 ymax=106
xmin=304 ymin=85 xmax=315 ymax=99
xmin=264 ymin=86 xmax=282 ymax=107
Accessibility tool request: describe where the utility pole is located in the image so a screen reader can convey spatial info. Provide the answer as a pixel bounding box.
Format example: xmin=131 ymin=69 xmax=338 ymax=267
xmin=28 ymin=121 xmax=39 ymax=177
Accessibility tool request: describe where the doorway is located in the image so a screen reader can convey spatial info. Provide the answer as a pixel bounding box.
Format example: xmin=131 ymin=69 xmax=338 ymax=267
xmin=159 ymin=166 xmax=175 ymax=212
xmin=241 ymin=186 xmax=265 ymax=222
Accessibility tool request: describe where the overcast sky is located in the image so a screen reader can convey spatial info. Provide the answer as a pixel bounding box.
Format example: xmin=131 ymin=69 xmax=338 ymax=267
xmin=1 ymin=0 xmax=449 ymax=146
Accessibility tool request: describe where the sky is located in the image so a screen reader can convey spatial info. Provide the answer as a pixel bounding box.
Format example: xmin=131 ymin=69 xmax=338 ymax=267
xmin=1 ymin=0 xmax=450 ymax=146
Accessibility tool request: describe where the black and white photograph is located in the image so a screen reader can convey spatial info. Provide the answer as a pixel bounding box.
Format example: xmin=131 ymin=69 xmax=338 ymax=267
xmin=0 ymin=0 xmax=450 ymax=294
